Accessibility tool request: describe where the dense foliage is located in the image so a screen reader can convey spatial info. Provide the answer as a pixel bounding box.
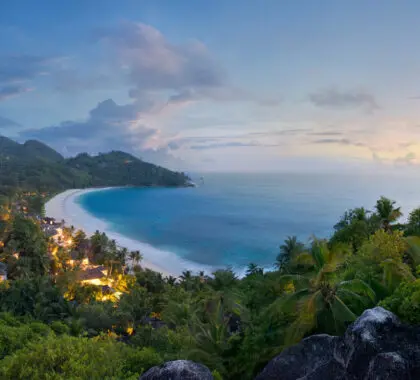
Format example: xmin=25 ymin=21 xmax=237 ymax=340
xmin=0 ymin=136 xmax=189 ymax=194
xmin=1 ymin=193 xmax=420 ymax=379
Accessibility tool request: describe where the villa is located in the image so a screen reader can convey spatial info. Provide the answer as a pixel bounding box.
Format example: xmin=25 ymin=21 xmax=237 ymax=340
xmin=68 ymin=251 xmax=89 ymax=268
xmin=78 ymin=265 xmax=108 ymax=286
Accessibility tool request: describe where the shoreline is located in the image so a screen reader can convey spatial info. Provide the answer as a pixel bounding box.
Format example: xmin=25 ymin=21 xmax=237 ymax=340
xmin=45 ymin=188 xmax=215 ymax=277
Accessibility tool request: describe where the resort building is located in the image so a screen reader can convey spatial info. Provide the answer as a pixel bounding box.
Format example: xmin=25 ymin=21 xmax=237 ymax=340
xmin=68 ymin=251 xmax=89 ymax=268
xmin=78 ymin=265 xmax=108 ymax=286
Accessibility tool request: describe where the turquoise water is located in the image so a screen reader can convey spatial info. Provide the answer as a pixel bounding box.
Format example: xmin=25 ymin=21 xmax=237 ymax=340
xmin=77 ymin=172 xmax=420 ymax=270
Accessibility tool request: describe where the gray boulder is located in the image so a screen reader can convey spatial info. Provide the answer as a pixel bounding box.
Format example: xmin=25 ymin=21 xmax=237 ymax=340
xmin=140 ymin=360 xmax=213 ymax=380
xmin=256 ymin=307 xmax=420 ymax=380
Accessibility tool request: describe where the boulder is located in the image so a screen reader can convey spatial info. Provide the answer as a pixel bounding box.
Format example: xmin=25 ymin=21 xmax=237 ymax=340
xmin=140 ymin=360 xmax=213 ymax=380
xmin=256 ymin=307 xmax=420 ymax=380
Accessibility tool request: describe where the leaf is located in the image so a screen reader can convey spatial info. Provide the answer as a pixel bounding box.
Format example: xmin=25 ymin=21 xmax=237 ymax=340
xmin=338 ymin=279 xmax=376 ymax=303
xmin=330 ymin=295 xmax=357 ymax=323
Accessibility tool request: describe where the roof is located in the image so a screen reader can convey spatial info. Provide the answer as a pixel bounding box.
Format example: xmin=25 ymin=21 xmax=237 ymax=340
xmin=78 ymin=266 xmax=106 ymax=281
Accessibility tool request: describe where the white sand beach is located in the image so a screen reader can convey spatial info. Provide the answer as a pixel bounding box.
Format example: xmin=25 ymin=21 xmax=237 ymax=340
xmin=45 ymin=188 xmax=214 ymax=277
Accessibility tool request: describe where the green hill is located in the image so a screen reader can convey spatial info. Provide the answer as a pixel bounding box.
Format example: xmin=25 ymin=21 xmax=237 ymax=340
xmin=23 ymin=140 xmax=64 ymax=162
xmin=0 ymin=137 xmax=189 ymax=194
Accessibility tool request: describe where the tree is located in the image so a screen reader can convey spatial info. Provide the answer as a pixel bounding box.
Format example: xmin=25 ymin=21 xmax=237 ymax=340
xmin=129 ymin=250 xmax=142 ymax=266
xmin=210 ymin=269 xmax=238 ymax=292
xmin=406 ymin=208 xmax=420 ymax=236
xmin=246 ymin=263 xmax=263 ymax=276
xmin=357 ymin=229 xmax=414 ymax=292
xmin=27 ymin=195 xmax=45 ymax=216
xmin=374 ymin=196 xmax=402 ymax=232
xmin=331 ymin=208 xmax=373 ymax=251
xmin=4 ymin=216 xmax=49 ymax=279
xmin=275 ymin=236 xmax=305 ymax=271
xmin=72 ymin=229 xmax=87 ymax=251
xmin=276 ymin=240 xmax=375 ymax=343
xmin=380 ymin=279 xmax=420 ymax=324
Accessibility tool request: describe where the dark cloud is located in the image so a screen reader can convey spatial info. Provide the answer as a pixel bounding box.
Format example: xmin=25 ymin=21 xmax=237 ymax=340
xmin=0 ymin=85 xmax=32 ymax=100
xmin=309 ymin=88 xmax=379 ymax=113
xmin=248 ymin=128 xmax=312 ymax=137
xmin=0 ymin=55 xmax=52 ymax=83
xmin=307 ymin=131 xmax=343 ymax=136
xmin=189 ymin=141 xmax=279 ymax=150
xmin=18 ymin=97 xmax=184 ymax=169
xmin=20 ymin=98 xmax=154 ymax=153
xmin=0 ymin=55 xmax=59 ymax=101
xmin=0 ymin=116 xmax=20 ymax=128
xmin=312 ymin=138 xmax=365 ymax=147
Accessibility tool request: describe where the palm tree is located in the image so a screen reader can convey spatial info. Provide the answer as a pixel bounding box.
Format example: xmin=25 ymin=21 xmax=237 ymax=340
xmin=165 ymin=275 xmax=177 ymax=286
xmin=375 ymin=196 xmax=402 ymax=232
xmin=246 ymin=263 xmax=263 ymax=276
xmin=276 ymin=236 xmax=305 ymax=271
xmin=276 ymin=240 xmax=375 ymax=343
xmin=129 ymin=250 xmax=136 ymax=264
xmin=133 ymin=250 xmax=142 ymax=265
xmin=180 ymin=270 xmax=192 ymax=282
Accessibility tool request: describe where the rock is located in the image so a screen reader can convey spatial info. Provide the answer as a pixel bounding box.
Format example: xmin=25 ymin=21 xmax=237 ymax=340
xmin=256 ymin=307 xmax=420 ymax=380
xmin=140 ymin=360 xmax=214 ymax=380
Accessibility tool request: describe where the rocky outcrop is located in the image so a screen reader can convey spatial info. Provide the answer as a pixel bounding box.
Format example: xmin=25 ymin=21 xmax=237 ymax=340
xmin=256 ymin=307 xmax=420 ymax=380
xmin=140 ymin=360 xmax=213 ymax=380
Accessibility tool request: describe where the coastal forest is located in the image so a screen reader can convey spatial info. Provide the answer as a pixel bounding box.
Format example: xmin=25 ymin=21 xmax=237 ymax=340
xmin=0 ymin=143 xmax=420 ymax=378
xmin=0 ymin=136 xmax=189 ymax=195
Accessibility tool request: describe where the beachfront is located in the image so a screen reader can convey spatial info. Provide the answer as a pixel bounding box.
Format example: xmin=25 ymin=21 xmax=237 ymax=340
xmin=45 ymin=189 xmax=213 ymax=277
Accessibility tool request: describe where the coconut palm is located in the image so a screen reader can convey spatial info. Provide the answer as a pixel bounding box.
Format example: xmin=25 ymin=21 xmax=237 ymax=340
xmin=246 ymin=263 xmax=263 ymax=276
xmin=275 ymin=240 xmax=375 ymax=343
xmin=165 ymin=275 xmax=177 ymax=286
xmin=133 ymin=250 xmax=142 ymax=265
xmin=275 ymin=236 xmax=305 ymax=271
xmin=374 ymin=196 xmax=402 ymax=232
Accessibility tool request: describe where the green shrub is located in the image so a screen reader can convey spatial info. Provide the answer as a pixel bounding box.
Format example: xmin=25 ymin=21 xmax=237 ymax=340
xmin=0 ymin=333 xmax=161 ymax=379
xmin=380 ymin=279 xmax=420 ymax=324
xmin=50 ymin=320 xmax=70 ymax=335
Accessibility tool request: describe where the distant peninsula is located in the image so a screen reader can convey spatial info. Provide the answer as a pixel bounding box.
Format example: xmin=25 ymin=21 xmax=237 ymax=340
xmin=0 ymin=136 xmax=190 ymax=194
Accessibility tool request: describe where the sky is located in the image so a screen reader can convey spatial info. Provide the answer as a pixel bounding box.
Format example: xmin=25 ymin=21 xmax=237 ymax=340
xmin=1 ymin=0 xmax=420 ymax=172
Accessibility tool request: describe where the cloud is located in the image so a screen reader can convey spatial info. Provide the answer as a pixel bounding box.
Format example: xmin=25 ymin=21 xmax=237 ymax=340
xmin=18 ymin=97 xmax=186 ymax=169
xmin=0 ymin=116 xmax=20 ymax=128
xmin=395 ymin=152 xmax=416 ymax=165
xmin=96 ymin=21 xmax=278 ymax=106
xmin=20 ymin=98 xmax=155 ymax=153
xmin=0 ymin=85 xmax=33 ymax=100
xmin=307 ymin=131 xmax=343 ymax=136
xmin=189 ymin=141 xmax=279 ymax=150
xmin=312 ymin=138 xmax=366 ymax=147
xmin=96 ymin=22 xmax=224 ymax=102
xmin=309 ymin=88 xmax=379 ymax=113
xmin=0 ymin=55 xmax=59 ymax=101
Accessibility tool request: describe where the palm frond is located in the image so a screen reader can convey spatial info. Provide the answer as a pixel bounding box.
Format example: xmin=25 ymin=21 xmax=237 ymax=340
xmin=338 ymin=279 xmax=376 ymax=303
xmin=330 ymin=295 xmax=357 ymax=323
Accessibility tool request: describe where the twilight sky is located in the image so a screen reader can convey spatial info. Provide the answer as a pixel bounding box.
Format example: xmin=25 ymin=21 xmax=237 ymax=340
xmin=1 ymin=0 xmax=420 ymax=172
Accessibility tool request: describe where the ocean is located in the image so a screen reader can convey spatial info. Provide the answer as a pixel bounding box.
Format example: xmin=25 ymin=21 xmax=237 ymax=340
xmin=77 ymin=172 xmax=420 ymax=272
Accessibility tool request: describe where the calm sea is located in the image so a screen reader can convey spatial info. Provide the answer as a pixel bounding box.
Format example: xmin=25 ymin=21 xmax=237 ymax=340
xmin=77 ymin=172 xmax=420 ymax=271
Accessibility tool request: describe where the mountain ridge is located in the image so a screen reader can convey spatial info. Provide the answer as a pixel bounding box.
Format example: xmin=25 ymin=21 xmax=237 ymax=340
xmin=0 ymin=136 xmax=189 ymax=194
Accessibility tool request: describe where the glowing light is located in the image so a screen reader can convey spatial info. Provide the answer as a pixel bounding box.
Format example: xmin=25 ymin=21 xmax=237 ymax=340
xmin=126 ymin=327 xmax=134 ymax=335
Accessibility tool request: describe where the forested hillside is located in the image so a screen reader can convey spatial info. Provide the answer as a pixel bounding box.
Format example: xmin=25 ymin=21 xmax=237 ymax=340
xmin=0 ymin=136 xmax=189 ymax=194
